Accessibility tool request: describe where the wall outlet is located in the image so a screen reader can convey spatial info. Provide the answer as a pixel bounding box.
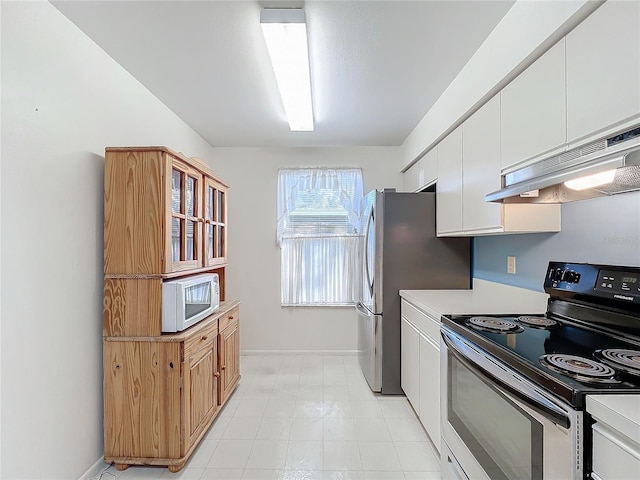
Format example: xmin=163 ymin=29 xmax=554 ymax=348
xmin=507 ymin=256 xmax=516 ymax=274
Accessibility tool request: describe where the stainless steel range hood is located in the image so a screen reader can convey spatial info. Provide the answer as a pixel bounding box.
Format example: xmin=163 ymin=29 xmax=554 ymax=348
xmin=486 ymin=125 xmax=640 ymax=203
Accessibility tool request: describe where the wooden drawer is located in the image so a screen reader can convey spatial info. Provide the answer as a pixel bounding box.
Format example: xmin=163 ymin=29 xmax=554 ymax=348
xmin=401 ymin=300 xmax=440 ymax=343
xmin=219 ymin=307 xmax=238 ymax=333
xmin=184 ymin=322 xmax=218 ymax=360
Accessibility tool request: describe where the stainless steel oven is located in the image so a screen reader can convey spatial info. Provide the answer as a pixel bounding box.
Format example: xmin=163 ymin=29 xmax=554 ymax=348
xmin=441 ymin=326 xmax=582 ymax=480
xmin=440 ymin=262 xmax=640 ymax=480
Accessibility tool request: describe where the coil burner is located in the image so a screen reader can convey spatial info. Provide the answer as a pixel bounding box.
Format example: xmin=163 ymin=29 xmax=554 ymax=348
xmin=540 ymin=354 xmax=620 ymax=384
xmin=595 ymin=349 xmax=640 ymax=377
xmin=466 ymin=317 xmax=524 ymax=334
xmin=516 ymin=316 xmax=558 ymax=329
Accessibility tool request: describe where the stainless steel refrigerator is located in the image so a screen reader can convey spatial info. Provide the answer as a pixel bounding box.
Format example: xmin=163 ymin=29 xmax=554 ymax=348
xmin=356 ymin=189 xmax=471 ymax=394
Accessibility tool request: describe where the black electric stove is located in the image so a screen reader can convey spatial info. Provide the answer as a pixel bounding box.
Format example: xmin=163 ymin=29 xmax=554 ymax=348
xmin=441 ymin=261 xmax=640 ymax=409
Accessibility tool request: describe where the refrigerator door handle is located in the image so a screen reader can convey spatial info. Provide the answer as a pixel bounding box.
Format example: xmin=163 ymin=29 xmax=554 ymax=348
xmin=364 ymin=207 xmax=374 ymax=297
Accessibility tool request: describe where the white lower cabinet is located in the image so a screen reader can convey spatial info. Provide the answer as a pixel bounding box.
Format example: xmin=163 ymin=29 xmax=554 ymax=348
xmin=591 ymin=422 xmax=640 ymax=480
xmin=587 ymin=395 xmax=640 ymax=480
xmin=401 ymin=299 xmax=441 ymax=453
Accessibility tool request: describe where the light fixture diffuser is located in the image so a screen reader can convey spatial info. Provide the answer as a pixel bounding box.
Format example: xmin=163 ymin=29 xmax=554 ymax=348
xmin=261 ymin=8 xmax=314 ymax=131
xmin=564 ymin=169 xmax=617 ymax=190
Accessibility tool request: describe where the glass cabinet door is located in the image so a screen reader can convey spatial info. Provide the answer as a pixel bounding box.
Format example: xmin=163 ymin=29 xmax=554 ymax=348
xmin=170 ymin=159 xmax=203 ymax=272
xmin=204 ymin=177 xmax=227 ymax=266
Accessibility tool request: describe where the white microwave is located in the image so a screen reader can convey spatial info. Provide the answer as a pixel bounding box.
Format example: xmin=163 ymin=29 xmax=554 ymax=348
xmin=162 ymin=273 xmax=220 ymax=333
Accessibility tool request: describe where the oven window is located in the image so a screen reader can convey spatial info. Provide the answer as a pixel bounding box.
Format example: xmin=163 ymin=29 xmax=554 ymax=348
xmin=449 ymin=353 xmax=543 ymax=480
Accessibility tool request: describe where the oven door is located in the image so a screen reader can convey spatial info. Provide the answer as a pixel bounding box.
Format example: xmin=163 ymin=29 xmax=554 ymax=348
xmin=441 ymin=326 xmax=583 ymax=480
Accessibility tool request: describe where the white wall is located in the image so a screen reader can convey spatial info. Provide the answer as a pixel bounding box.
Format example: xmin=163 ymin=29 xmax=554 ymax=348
xmin=208 ymin=147 xmax=401 ymax=352
xmin=0 ymin=2 xmax=217 ymax=478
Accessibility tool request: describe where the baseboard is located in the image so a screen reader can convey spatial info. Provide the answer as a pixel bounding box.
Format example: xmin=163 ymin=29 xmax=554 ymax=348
xmin=241 ymin=349 xmax=358 ymax=356
xmin=78 ymin=457 xmax=109 ymax=480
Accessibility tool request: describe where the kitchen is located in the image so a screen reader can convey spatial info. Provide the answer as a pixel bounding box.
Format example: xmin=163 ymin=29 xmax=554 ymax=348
xmin=2 ymin=1 xmax=640 ymax=479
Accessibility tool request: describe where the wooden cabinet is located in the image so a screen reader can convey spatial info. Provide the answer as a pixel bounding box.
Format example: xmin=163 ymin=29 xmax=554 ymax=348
xmin=400 ymin=299 xmax=441 ymax=454
xmin=566 ymin=0 xmax=640 ymax=146
xmin=500 ymin=39 xmax=567 ymax=170
xmin=436 ymin=126 xmax=463 ymax=235
xmin=103 ymin=305 xmax=240 ymax=472
xmin=403 ymin=148 xmax=437 ymax=193
xmin=103 ymin=146 xmax=239 ymax=472
xmin=218 ymin=307 xmax=240 ymax=405
xmin=105 ymin=146 xmax=228 ymax=276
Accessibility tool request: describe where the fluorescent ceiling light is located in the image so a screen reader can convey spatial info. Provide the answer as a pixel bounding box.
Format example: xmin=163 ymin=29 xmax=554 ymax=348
xmin=564 ymin=169 xmax=617 ymax=190
xmin=261 ymin=8 xmax=314 ymax=131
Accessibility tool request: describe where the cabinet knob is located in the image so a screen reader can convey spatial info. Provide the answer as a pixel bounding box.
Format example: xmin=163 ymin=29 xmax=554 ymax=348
xmin=229 ymin=316 xmax=234 ymax=320
xmin=221 ymin=365 xmax=226 ymax=370
xmin=201 ymin=335 xmax=208 ymax=341
xmin=214 ymin=372 xmax=220 ymax=377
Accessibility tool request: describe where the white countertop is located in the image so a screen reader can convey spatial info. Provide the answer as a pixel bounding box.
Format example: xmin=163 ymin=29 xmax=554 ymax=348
xmin=587 ymin=395 xmax=640 ymax=443
xmin=400 ymin=278 xmax=550 ymax=319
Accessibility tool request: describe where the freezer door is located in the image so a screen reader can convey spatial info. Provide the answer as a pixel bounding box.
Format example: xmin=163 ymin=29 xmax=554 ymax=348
xmin=357 ymin=301 xmax=382 ymax=392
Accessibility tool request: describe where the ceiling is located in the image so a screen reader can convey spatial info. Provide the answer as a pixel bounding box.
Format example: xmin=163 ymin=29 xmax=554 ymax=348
xmin=52 ymin=1 xmax=514 ymax=148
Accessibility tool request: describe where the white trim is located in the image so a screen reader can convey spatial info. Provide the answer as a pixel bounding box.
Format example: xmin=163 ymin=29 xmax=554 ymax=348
xmin=78 ymin=457 xmax=109 ymax=480
xmin=241 ymin=350 xmax=358 ymax=356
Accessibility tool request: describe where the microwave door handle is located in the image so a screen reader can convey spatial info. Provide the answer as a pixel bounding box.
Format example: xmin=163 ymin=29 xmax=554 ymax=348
xmin=441 ymin=329 xmax=571 ymax=429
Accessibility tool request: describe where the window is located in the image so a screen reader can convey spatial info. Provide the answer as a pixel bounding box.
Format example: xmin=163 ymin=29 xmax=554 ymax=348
xmin=277 ymin=168 xmax=364 ymax=305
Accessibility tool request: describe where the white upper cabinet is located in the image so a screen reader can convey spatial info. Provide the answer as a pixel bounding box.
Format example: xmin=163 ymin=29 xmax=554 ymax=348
xmin=437 ymin=96 xmax=561 ymax=237
xmin=566 ymin=0 xmax=640 ymax=145
xmin=462 ymin=95 xmax=502 ymax=233
xmin=501 ymin=39 xmax=567 ymax=170
xmin=436 ymin=126 xmax=463 ymax=235
xmin=402 ymin=148 xmax=437 ymax=192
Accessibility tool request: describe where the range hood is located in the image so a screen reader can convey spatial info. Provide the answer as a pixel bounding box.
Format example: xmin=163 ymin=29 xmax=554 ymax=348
xmin=486 ymin=125 xmax=640 ymax=203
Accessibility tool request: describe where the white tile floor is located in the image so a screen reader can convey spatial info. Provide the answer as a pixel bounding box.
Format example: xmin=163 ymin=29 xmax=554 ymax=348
xmin=101 ymin=355 xmax=442 ymax=480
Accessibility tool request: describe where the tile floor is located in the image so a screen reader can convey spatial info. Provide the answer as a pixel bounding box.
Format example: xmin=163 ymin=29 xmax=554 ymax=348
xmin=101 ymin=355 xmax=441 ymax=480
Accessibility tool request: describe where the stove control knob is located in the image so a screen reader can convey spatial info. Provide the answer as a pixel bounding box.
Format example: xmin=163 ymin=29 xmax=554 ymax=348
xmin=549 ymin=268 xmax=563 ymax=281
xmin=562 ymin=270 xmax=581 ymax=283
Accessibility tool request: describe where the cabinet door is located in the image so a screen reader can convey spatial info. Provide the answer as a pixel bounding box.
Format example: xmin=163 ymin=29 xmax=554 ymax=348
xmin=204 ymin=177 xmax=227 ymax=267
xmin=169 ymin=157 xmax=203 ymax=273
xmin=419 ymin=335 xmax=440 ymax=454
xmin=403 ymin=148 xmax=437 ymax=193
xmin=566 ymin=0 xmax=640 ymax=145
xmin=182 ymin=340 xmax=218 ymax=453
xmin=462 ymin=95 xmax=502 ymax=233
xmin=401 ymin=317 xmax=420 ymax=413
xmin=436 ymin=126 xmax=463 ymax=235
xmin=219 ymin=313 xmax=240 ymax=405
xmin=501 ymin=39 xmax=566 ymax=170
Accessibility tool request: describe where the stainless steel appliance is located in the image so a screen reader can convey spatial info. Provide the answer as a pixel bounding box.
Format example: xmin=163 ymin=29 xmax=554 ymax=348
xmin=356 ymin=189 xmax=471 ymax=394
xmin=441 ymin=261 xmax=640 ymax=480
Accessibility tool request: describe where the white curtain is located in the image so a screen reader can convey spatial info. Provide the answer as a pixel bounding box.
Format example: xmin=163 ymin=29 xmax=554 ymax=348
xmin=277 ymin=168 xmax=364 ymax=306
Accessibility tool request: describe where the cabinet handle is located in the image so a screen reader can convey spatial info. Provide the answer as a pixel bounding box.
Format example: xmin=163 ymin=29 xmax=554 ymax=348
xmin=229 ymin=316 xmax=234 ymax=320
xmin=201 ymin=335 xmax=208 ymax=341
xmin=214 ymin=372 xmax=220 ymax=377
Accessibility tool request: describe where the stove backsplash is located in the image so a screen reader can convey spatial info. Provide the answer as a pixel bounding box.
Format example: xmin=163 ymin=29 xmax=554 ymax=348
xmin=474 ymin=190 xmax=640 ymax=291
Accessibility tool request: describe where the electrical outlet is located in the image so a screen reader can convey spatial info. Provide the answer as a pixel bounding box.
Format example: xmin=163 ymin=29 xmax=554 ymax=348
xmin=507 ymin=256 xmax=516 ymax=274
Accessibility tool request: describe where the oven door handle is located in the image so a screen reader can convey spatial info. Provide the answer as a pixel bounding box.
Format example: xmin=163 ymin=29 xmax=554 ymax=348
xmin=442 ymin=328 xmax=571 ymax=429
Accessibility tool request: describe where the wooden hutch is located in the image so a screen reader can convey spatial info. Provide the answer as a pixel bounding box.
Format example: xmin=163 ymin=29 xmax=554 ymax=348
xmin=102 ymin=146 xmax=240 ymax=472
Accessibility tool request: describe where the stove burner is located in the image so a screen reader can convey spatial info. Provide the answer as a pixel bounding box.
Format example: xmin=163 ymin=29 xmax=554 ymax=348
xmin=540 ymin=354 xmax=620 ymax=384
xmin=516 ymin=316 xmax=557 ymax=328
xmin=466 ymin=316 xmax=524 ymax=334
xmin=595 ymin=349 xmax=640 ymax=376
